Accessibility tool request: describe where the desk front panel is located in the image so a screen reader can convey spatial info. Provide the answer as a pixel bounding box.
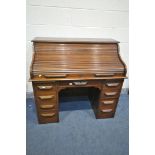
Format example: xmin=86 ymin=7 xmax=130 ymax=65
xmin=32 ymin=79 xmax=124 ymax=123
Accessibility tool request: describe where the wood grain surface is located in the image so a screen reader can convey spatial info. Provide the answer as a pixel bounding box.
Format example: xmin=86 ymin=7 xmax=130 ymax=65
xmin=30 ymin=37 xmax=127 ymax=124
xmin=30 ymin=38 xmax=126 ymax=80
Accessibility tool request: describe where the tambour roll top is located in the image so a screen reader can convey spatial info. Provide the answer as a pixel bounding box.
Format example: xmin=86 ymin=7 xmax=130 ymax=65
xmin=30 ymin=37 xmax=126 ymax=81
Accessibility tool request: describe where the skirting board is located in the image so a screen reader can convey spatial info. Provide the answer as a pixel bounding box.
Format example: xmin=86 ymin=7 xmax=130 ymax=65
xmin=26 ymin=88 xmax=129 ymax=98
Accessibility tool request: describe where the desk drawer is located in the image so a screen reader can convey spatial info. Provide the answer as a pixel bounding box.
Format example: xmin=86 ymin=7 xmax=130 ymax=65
xmin=35 ymin=88 xmax=56 ymax=95
xmin=98 ymin=107 xmax=115 ymax=118
xmin=59 ymin=80 xmax=100 ymax=87
xmin=37 ymin=93 xmax=56 ymax=102
xmin=38 ymin=99 xmax=57 ymax=109
xmin=103 ymin=79 xmax=123 ymax=90
xmin=99 ymin=98 xmax=118 ymax=109
xmin=38 ymin=94 xmax=56 ymax=100
xmin=38 ymin=109 xmax=58 ymax=123
xmin=33 ymin=82 xmax=56 ymax=95
xmin=101 ymin=89 xmax=121 ymax=99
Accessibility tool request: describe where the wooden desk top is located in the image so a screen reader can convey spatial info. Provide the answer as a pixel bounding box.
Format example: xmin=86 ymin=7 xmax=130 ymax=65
xmin=32 ymin=37 xmax=119 ymax=43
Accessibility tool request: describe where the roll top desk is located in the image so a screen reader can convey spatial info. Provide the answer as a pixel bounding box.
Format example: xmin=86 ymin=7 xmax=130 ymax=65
xmin=30 ymin=37 xmax=127 ymax=124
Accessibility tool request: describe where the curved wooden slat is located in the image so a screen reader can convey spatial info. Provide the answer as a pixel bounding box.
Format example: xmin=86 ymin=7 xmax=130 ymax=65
xmin=30 ymin=39 xmax=126 ymax=79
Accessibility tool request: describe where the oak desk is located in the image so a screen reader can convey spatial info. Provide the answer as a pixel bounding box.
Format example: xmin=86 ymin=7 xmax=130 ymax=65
xmin=30 ymin=37 xmax=127 ymax=124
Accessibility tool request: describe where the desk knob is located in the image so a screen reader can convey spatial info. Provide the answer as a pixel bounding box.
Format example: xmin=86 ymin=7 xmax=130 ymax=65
xmin=69 ymin=83 xmax=73 ymax=85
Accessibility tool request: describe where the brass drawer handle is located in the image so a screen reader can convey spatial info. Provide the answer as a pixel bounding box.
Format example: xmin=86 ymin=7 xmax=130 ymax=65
xmin=73 ymin=81 xmax=88 ymax=85
xmin=101 ymin=109 xmax=113 ymax=113
xmin=37 ymin=86 xmax=53 ymax=90
xmin=102 ymin=100 xmax=114 ymax=105
xmin=39 ymin=95 xmax=54 ymax=100
xmin=106 ymin=83 xmax=119 ymax=87
xmin=95 ymin=73 xmax=115 ymax=77
xmin=40 ymin=105 xmax=55 ymax=109
xmin=44 ymin=74 xmax=67 ymax=78
xmin=40 ymin=113 xmax=55 ymax=117
xmin=104 ymin=92 xmax=117 ymax=96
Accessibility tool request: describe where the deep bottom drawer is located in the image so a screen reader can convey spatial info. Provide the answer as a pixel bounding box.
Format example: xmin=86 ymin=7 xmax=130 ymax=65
xmin=96 ymin=108 xmax=115 ymax=119
xmin=38 ymin=110 xmax=59 ymax=124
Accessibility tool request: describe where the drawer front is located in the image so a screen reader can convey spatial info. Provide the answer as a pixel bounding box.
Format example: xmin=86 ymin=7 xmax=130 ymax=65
xmin=101 ymin=89 xmax=121 ymax=99
xmin=33 ymin=82 xmax=56 ymax=95
xmin=59 ymin=80 xmax=100 ymax=87
xmin=39 ymin=101 xmax=57 ymax=110
xmin=99 ymin=98 xmax=118 ymax=109
xmin=37 ymin=94 xmax=56 ymax=101
xmin=103 ymin=79 xmax=123 ymax=90
xmin=38 ymin=109 xmax=58 ymax=124
xmin=98 ymin=107 xmax=115 ymax=118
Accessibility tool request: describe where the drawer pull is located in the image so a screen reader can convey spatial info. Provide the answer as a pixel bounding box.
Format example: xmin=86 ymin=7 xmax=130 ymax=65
xmin=40 ymin=105 xmax=55 ymax=109
xmin=39 ymin=95 xmax=54 ymax=100
xmin=40 ymin=113 xmax=55 ymax=117
xmin=106 ymin=83 xmax=119 ymax=87
xmin=44 ymin=74 xmax=67 ymax=78
xmin=73 ymin=81 xmax=88 ymax=85
xmin=101 ymin=109 xmax=113 ymax=113
xmin=95 ymin=73 xmax=115 ymax=77
xmin=104 ymin=92 xmax=117 ymax=96
xmin=102 ymin=100 xmax=114 ymax=105
xmin=37 ymin=86 xmax=53 ymax=90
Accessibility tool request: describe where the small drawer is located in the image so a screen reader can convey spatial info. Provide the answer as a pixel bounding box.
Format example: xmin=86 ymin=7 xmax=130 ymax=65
xmin=36 ymin=88 xmax=56 ymax=95
xmin=36 ymin=98 xmax=57 ymax=108
xmin=38 ymin=109 xmax=58 ymax=124
xmin=97 ymin=108 xmax=115 ymax=118
xmin=59 ymin=80 xmax=100 ymax=87
xmin=99 ymin=98 xmax=118 ymax=109
xmin=38 ymin=94 xmax=56 ymax=101
xmin=103 ymin=79 xmax=123 ymax=90
xmin=33 ymin=82 xmax=56 ymax=95
xmin=101 ymin=89 xmax=121 ymax=99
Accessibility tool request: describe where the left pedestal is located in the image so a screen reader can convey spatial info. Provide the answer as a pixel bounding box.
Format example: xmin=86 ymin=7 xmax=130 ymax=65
xmin=32 ymin=81 xmax=59 ymax=124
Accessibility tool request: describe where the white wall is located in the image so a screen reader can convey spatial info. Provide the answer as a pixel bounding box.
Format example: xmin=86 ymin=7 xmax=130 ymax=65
xmin=26 ymin=0 xmax=129 ymax=92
